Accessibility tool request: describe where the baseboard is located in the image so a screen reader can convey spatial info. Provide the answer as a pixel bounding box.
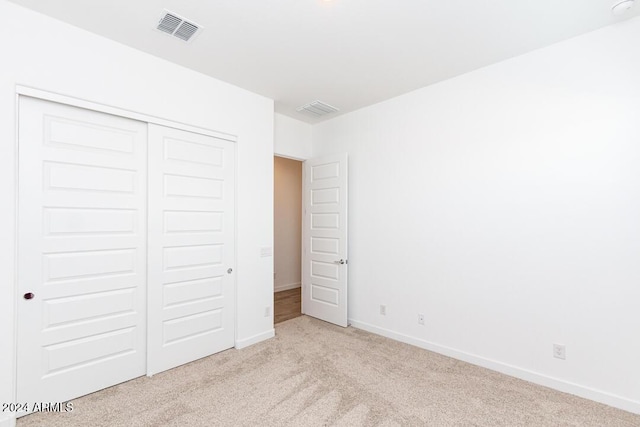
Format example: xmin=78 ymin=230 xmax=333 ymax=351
xmin=0 ymin=414 xmax=16 ymax=427
xmin=235 ymin=328 xmax=275 ymax=350
xmin=274 ymin=282 xmax=301 ymax=293
xmin=348 ymin=319 xmax=640 ymax=415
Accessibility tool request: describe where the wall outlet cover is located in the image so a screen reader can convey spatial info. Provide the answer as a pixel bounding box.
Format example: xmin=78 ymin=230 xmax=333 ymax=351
xmin=553 ymin=343 xmax=566 ymax=360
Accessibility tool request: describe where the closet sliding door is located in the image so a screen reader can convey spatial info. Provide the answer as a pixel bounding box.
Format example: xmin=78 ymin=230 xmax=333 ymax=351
xmin=147 ymin=124 xmax=235 ymax=375
xmin=16 ymin=97 xmax=237 ymax=412
xmin=16 ymin=97 xmax=148 ymax=410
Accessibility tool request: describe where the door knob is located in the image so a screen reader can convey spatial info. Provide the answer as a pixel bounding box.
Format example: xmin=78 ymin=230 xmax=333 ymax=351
xmin=227 ymin=268 xmax=233 ymax=274
xmin=23 ymin=292 xmax=35 ymax=300
xmin=333 ymin=259 xmax=345 ymax=265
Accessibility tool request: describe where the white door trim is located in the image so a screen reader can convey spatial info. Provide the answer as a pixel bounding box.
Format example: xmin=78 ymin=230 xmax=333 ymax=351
xmin=16 ymin=85 xmax=237 ymax=142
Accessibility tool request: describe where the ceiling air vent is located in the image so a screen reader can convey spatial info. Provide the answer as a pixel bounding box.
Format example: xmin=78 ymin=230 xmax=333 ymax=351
xmin=156 ymin=10 xmax=202 ymax=42
xmin=296 ymin=101 xmax=340 ymax=117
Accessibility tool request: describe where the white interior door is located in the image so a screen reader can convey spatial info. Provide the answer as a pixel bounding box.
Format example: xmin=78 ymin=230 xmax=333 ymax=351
xmin=302 ymin=153 xmax=348 ymax=327
xmin=17 ymin=97 xmax=148 ymax=411
xmin=147 ymin=124 xmax=235 ymax=375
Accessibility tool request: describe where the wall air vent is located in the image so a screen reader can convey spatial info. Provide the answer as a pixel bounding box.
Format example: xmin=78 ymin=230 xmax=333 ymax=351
xmin=296 ymin=101 xmax=340 ymax=117
xmin=156 ymin=10 xmax=202 ymax=42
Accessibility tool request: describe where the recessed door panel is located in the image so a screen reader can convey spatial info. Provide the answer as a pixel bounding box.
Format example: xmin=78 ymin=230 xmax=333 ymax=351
xmin=44 ymin=208 xmax=137 ymax=236
xmin=164 ymin=174 xmax=224 ymax=199
xmin=310 ymin=284 xmax=339 ymax=306
xmin=46 ymin=116 xmax=137 ymax=154
xmin=311 ymin=187 xmax=340 ymax=205
xmin=163 ymin=277 xmax=224 ymax=307
xmin=164 ymin=137 xmax=224 ymax=166
xmin=164 ymin=211 xmax=224 ymax=234
xmin=45 ymin=162 xmax=137 ymax=194
xmin=43 ymin=249 xmax=136 ymax=282
xmin=44 ymin=327 xmax=137 ymax=374
xmin=311 ymin=162 xmax=340 ymax=181
xmin=163 ymin=310 xmax=223 ymax=345
xmin=310 ymin=237 xmax=340 ymax=255
xmin=43 ymin=288 xmax=136 ymax=328
xmin=163 ymin=244 xmax=224 ymax=270
xmin=311 ymin=213 xmax=340 ymax=230
xmin=311 ymin=261 xmax=340 ymax=281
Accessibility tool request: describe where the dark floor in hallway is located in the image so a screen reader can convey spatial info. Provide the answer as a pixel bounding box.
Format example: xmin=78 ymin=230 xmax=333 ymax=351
xmin=274 ymin=287 xmax=301 ymax=324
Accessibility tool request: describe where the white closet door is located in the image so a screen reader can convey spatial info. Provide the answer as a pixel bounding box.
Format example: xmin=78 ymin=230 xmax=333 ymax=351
xmin=147 ymin=124 xmax=235 ymax=375
xmin=17 ymin=97 xmax=148 ymax=410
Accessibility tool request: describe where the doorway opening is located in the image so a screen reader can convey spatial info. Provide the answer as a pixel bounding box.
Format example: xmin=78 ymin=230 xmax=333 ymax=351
xmin=273 ymin=156 xmax=303 ymax=323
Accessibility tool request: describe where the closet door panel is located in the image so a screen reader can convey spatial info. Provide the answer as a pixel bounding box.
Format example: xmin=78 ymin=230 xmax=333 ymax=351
xmin=16 ymin=97 xmax=148 ymax=412
xmin=147 ymin=124 xmax=235 ymax=375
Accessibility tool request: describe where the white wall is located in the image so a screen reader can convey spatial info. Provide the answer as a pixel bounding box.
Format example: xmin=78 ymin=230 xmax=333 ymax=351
xmin=312 ymin=17 xmax=640 ymax=414
xmin=0 ymin=2 xmax=274 ymax=426
xmin=274 ymin=157 xmax=302 ymax=292
xmin=274 ymin=113 xmax=312 ymax=160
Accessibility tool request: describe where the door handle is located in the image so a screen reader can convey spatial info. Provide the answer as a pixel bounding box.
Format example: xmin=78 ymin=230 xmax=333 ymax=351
xmin=333 ymin=259 xmax=346 ymax=265
xmin=23 ymin=292 xmax=35 ymax=300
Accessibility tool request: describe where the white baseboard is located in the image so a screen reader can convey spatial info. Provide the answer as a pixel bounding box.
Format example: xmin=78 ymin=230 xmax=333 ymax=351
xmin=235 ymin=328 xmax=275 ymax=350
xmin=348 ymin=319 xmax=640 ymax=415
xmin=0 ymin=414 xmax=16 ymax=427
xmin=274 ymin=282 xmax=301 ymax=293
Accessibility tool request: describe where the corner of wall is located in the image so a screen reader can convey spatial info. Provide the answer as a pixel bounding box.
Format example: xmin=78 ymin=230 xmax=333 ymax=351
xmin=274 ymin=113 xmax=312 ymax=160
xmin=235 ymin=328 xmax=275 ymax=349
xmin=349 ymin=318 xmax=640 ymax=415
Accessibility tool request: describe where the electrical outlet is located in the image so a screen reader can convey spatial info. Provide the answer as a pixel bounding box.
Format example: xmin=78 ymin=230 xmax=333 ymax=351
xmin=553 ymin=343 xmax=566 ymax=360
xmin=380 ymin=305 xmax=386 ymax=316
xmin=264 ymin=306 xmax=271 ymax=317
xmin=418 ymin=313 xmax=425 ymax=325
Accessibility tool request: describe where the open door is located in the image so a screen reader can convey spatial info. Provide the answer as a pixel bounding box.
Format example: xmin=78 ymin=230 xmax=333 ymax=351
xmin=302 ymin=153 xmax=348 ymax=327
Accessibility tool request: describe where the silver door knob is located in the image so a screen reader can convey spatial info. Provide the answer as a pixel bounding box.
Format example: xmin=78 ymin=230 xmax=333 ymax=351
xmin=227 ymin=268 xmax=233 ymax=274
xmin=333 ymin=259 xmax=345 ymax=265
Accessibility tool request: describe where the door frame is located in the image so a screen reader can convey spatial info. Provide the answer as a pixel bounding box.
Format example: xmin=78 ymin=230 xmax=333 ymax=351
xmin=11 ymin=86 xmax=239 ymax=415
xmin=273 ymin=155 xmax=304 ymax=296
xmin=16 ymin=86 xmax=237 ymax=141
xmin=271 ymin=153 xmax=350 ymax=327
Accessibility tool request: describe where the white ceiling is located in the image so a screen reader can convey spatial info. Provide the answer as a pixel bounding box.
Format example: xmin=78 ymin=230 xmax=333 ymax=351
xmin=8 ymin=0 xmax=640 ymax=123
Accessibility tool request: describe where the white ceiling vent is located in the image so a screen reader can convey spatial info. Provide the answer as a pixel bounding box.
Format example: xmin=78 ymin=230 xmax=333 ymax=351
xmin=156 ymin=10 xmax=202 ymax=42
xmin=296 ymin=100 xmax=340 ymax=117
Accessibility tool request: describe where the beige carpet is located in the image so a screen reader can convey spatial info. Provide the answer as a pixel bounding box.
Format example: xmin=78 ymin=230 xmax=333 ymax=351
xmin=18 ymin=316 xmax=640 ymax=427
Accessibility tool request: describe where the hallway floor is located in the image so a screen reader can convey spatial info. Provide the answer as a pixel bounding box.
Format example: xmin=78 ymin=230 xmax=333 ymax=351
xmin=274 ymin=288 xmax=301 ymax=324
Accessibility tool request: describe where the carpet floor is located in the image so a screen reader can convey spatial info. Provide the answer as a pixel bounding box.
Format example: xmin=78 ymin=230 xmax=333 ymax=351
xmin=18 ymin=316 xmax=640 ymax=427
